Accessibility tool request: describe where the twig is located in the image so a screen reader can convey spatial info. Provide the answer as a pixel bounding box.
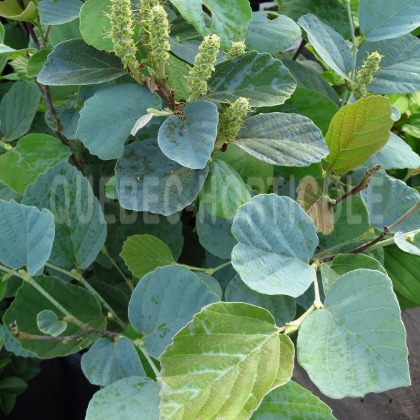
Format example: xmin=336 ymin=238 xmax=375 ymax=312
xmin=101 ymin=246 xmax=134 ymax=291
xmin=292 ymin=39 xmax=307 ymax=61
xmin=334 ymin=164 xmax=381 ymax=205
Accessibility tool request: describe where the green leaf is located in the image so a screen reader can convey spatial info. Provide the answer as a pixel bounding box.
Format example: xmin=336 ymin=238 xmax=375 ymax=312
xmin=366 ymin=132 xmax=420 ymax=170
xmin=245 ymin=11 xmax=301 ymax=54
xmin=216 ymin=144 xmax=274 ymax=193
xmin=231 ymin=194 xmax=318 ymax=297
xmin=281 ymin=58 xmax=340 ymax=105
xmin=360 ymin=170 xmax=420 ymax=233
xmin=403 ymin=112 xmax=420 ymax=137
xmin=0 ymin=377 xmax=27 ymax=395
xmin=298 ymin=269 xmax=410 ymax=398
xmin=357 ymin=35 xmax=420 ymax=94
xmin=196 ymin=202 xmax=237 ymax=259
xmin=384 ymin=244 xmax=420 ymax=304
xmin=201 ymin=160 xmax=251 ymax=220
xmin=273 ymin=86 xmax=339 ymax=136
xmin=298 ymin=14 xmax=352 ymax=81
xmin=3 ymin=275 xmax=105 ymax=358
xmin=36 ymin=309 xmax=67 ymax=337
xmin=0 ymin=200 xmax=54 ymax=275
xmin=226 ymin=274 xmax=296 ymax=325
xmin=38 ymin=0 xmax=81 ymax=25
xmin=0 ymin=81 xmax=41 ymax=142
xmin=86 ymin=377 xmax=160 ymax=420
xmin=27 ymin=49 xmax=51 ymax=78
xmin=159 ymin=302 xmax=294 ymax=420
xmin=168 ymin=0 xmax=252 ymax=49
xmin=323 ymin=253 xmax=387 ymax=294
xmin=359 ymin=0 xmax=420 ymax=41
xmin=325 ymin=96 xmax=393 ymax=174
xmin=49 ymin=19 xmax=82 ymax=47
xmin=394 ymin=231 xmax=420 ymax=256
xmin=166 ymin=54 xmax=191 ymax=102
xmin=0 ymin=0 xmax=38 ymax=23
xmin=80 ymin=0 xmax=113 ymax=51
xmin=0 ymin=134 xmax=71 ymax=194
xmin=116 ymin=140 xmax=208 ymax=216
xmin=276 ymin=0 xmax=350 ymax=39
xmin=158 ymin=101 xmax=218 ymax=169
xmin=22 ymin=161 xmax=107 ymax=269
xmin=251 ymin=380 xmax=336 ymax=419
xmin=38 ymin=39 xmax=125 ymax=85
xmin=120 ymin=234 xmax=175 ymax=279
xmin=205 ymin=51 xmax=296 ymax=107
xmin=77 ymin=84 xmax=161 ymax=160
xmin=297 ymin=176 xmax=334 ymax=234
xmin=128 ymin=265 xmax=219 ymax=358
xmin=236 ymin=112 xmax=329 ymax=166
xmin=81 ymin=337 xmax=145 ymax=386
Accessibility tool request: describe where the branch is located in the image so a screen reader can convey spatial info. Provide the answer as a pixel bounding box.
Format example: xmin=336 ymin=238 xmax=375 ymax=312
xmin=292 ymin=39 xmax=307 ymax=61
xmin=334 ymin=164 xmax=381 ymax=205
xmin=11 ymin=322 xmax=121 ymax=344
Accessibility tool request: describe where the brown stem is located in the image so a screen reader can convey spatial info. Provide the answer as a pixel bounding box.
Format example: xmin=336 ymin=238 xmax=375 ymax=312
xmin=292 ymin=39 xmax=307 ymax=60
xmin=12 ymin=325 xmax=121 ymax=344
xmin=35 ymin=82 xmax=84 ymax=172
xmin=16 ymin=0 xmax=40 ymax=49
xmin=334 ymin=164 xmax=381 ymax=205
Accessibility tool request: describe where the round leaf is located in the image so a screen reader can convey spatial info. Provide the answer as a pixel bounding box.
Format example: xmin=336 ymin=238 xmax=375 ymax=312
xmin=115 ymin=140 xmax=209 ymax=216
xmin=298 ymin=269 xmax=410 ymax=398
xmin=158 ymin=101 xmax=218 ymax=169
xmin=81 ymin=337 xmax=145 ymax=386
xmin=0 ymin=200 xmax=55 ymax=276
xmin=36 ymin=310 xmax=67 ymax=337
xmin=159 ymin=302 xmax=295 ymax=419
xmin=128 ymin=265 xmax=219 ymax=358
xmin=38 ymin=0 xmax=81 ymax=25
xmin=86 ymin=377 xmax=160 ymax=420
xmin=231 ymin=194 xmax=318 ymax=297
xmin=394 ymin=231 xmax=420 ymax=256
xmin=77 ymin=84 xmax=161 ymax=160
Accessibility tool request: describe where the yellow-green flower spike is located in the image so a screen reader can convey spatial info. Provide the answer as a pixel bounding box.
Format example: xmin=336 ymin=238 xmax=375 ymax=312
xmin=108 ymin=0 xmax=139 ymax=70
xmin=216 ymin=97 xmax=249 ymax=148
xmin=353 ymin=51 xmax=383 ymax=99
xmin=227 ymin=41 xmax=246 ymax=59
xmin=147 ymin=4 xmax=171 ymax=80
xmin=187 ymin=34 xmax=221 ymax=100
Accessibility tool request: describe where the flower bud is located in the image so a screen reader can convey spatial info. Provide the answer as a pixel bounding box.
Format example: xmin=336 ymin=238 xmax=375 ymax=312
xmin=353 ymin=51 xmax=382 ymax=99
xmin=217 ymin=97 xmax=249 ymax=146
xmin=227 ymin=41 xmax=246 ymax=59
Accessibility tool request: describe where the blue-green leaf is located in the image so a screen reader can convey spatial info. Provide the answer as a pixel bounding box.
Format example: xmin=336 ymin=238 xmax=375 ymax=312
xmin=0 ymin=81 xmax=40 ymax=142
xmin=236 ymin=112 xmax=329 ymax=166
xmin=298 ymin=269 xmax=410 ymax=398
xmin=38 ymin=39 xmax=125 ymax=85
xmin=357 ymin=35 xmax=420 ymax=94
xmin=38 ymin=0 xmax=81 ymax=25
xmin=394 ymin=231 xmax=420 ymax=256
xmin=196 ymin=202 xmax=237 ymax=259
xmin=158 ymin=101 xmax=218 ymax=169
xmin=86 ymin=377 xmax=160 ymax=420
xmin=168 ymin=0 xmax=252 ymax=49
xmin=226 ymin=274 xmax=296 ymax=325
xmin=245 ymin=11 xmax=301 ymax=54
xmin=359 ymin=0 xmax=420 ymax=41
xmin=365 ymin=132 xmax=420 ymax=169
xmin=0 ymin=200 xmax=54 ymax=275
xmin=81 ymin=337 xmax=145 ymax=386
xmin=22 ymin=162 xmax=107 ymax=269
xmin=201 ymin=160 xmax=251 ymax=220
xmin=252 ymin=380 xmax=336 ymax=419
xmin=205 ymin=51 xmax=296 ymax=107
xmin=231 ymin=194 xmax=318 ymax=297
xmin=77 ymin=84 xmax=161 ymax=160
xmin=36 ymin=310 xmax=67 ymax=337
xmin=128 ymin=265 xmax=219 ymax=358
xmin=360 ymin=170 xmax=420 ymax=234
xmin=115 ymin=140 xmax=208 ymax=216
xmin=298 ymin=14 xmax=352 ymax=81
